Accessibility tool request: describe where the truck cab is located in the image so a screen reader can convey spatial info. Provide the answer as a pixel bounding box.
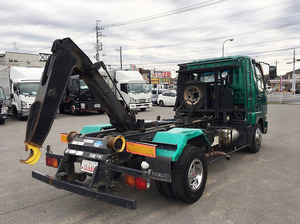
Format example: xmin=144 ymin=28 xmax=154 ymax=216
xmin=175 ymin=56 xmax=268 ymax=152
xmin=102 ymin=70 xmax=152 ymax=111
xmin=59 ymin=75 xmax=104 ymax=115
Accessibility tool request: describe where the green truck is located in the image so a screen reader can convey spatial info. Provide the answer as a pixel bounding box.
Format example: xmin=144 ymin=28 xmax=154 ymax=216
xmin=22 ymin=38 xmax=270 ymax=209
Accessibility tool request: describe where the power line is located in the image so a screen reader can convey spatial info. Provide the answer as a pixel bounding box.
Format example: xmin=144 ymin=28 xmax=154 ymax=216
xmin=104 ymin=0 xmax=229 ymax=28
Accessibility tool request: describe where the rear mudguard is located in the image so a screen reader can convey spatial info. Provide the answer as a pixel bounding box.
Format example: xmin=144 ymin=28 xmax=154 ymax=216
xmin=152 ymin=128 xmax=211 ymax=162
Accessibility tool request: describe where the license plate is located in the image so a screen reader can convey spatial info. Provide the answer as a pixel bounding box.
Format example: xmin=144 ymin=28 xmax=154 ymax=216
xmin=94 ymin=104 xmax=101 ymax=108
xmin=80 ymin=160 xmax=98 ymax=174
xmin=126 ymin=142 xmax=156 ymax=158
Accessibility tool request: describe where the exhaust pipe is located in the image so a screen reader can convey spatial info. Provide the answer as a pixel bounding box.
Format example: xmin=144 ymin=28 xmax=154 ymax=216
xmin=205 ymin=151 xmax=230 ymax=160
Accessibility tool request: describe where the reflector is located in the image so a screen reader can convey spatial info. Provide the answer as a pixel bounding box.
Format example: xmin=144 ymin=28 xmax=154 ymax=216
xmin=60 ymin=133 xmax=68 ymax=143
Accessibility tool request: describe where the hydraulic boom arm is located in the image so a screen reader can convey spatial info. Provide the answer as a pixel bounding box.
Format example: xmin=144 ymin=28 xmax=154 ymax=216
xmin=21 ymin=38 xmax=137 ymax=165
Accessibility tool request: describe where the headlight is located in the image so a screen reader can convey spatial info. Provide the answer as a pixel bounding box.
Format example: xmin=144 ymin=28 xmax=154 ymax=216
xmin=1 ymin=107 xmax=8 ymax=114
xmin=80 ymin=103 xmax=86 ymax=109
xmin=21 ymin=101 xmax=27 ymax=108
xmin=130 ymin=97 xmax=135 ymax=103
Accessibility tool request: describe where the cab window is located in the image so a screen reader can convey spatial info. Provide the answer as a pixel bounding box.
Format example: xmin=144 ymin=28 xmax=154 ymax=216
xmin=254 ymin=64 xmax=265 ymax=92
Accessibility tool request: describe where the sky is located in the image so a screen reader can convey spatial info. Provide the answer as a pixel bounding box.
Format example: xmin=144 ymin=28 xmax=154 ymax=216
xmin=1 ymin=0 xmax=300 ymax=76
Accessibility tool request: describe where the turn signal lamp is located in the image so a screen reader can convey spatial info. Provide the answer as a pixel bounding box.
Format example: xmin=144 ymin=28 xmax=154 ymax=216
xmin=46 ymin=157 xmax=59 ymax=168
xmin=125 ymin=175 xmax=136 ymax=187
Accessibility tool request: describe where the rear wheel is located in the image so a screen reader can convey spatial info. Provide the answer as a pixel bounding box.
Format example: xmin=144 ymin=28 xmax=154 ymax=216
xmin=70 ymin=103 xmax=79 ymax=116
xmin=159 ymin=100 xmax=164 ymax=106
xmin=248 ymin=123 xmax=262 ymax=153
xmin=171 ymin=145 xmax=207 ymax=203
xmin=155 ymin=181 xmax=175 ymax=199
xmin=59 ymin=105 xmax=66 ymax=114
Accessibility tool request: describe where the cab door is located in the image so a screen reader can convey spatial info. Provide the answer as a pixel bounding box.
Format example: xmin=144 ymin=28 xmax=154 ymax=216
xmin=253 ymin=62 xmax=267 ymax=126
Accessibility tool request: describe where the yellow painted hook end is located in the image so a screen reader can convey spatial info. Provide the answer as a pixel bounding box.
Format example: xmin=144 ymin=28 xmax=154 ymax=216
xmin=20 ymin=143 xmax=41 ymax=165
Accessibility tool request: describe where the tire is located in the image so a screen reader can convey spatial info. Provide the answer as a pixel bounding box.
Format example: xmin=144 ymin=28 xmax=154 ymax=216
xmin=155 ymin=181 xmax=175 ymax=199
xmin=13 ymin=107 xmax=25 ymax=120
xmin=140 ymin=108 xmax=146 ymax=112
xmin=0 ymin=119 xmax=5 ymax=124
xmin=59 ymin=106 xmax=65 ymax=114
xmin=97 ymin=110 xmax=105 ymax=114
xmin=159 ymin=100 xmax=164 ymax=107
xmin=171 ymin=145 xmax=207 ymax=203
xmin=183 ymin=82 xmax=205 ymax=109
xmin=70 ymin=103 xmax=79 ymax=116
xmin=17 ymin=112 xmax=26 ymax=121
xmin=247 ymin=123 xmax=262 ymax=153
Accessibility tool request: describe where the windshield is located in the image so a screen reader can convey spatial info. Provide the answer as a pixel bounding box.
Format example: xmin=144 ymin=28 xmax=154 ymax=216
xmin=0 ymin=88 xmax=5 ymax=100
xmin=128 ymin=83 xmax=151 ymax=93
xmin=19 ymin=82 xmax=39 ymax=96
xmin=80 ymin=79 xmax=89 ymax=90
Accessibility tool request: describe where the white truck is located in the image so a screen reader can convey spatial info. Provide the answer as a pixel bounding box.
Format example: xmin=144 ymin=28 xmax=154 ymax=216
xmin=0 ymin=66 xmax=43 ymax=120
xmin=101 ymin=70 xmax=152 ymax=111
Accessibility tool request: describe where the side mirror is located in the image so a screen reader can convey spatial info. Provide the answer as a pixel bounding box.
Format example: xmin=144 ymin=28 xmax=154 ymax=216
xmin=13 ymin=83 xmax=18 ymax=92
xmin=269 ymin=66 xmax=277 ymax=79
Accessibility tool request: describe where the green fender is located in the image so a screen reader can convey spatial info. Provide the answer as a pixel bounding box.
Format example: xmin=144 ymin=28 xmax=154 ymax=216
xmin=152 ymin=128 xmax=211 ymax=162
xmin=80 ymin=123 xmax=112 ymax=134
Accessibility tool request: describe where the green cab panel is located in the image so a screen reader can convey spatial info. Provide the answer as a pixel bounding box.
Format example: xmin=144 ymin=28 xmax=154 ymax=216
xmin=80 ymin=123 xmax=112 ymax=134
xmin=152 ymin=128 xmax=211 ymax=162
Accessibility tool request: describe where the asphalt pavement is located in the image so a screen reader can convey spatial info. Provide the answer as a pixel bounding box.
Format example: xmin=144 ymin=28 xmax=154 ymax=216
xmin=0 ymin=104 xmax=299 ymax=224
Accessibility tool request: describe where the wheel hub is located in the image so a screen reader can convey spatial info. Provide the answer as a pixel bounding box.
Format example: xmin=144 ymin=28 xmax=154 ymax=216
xmin=188 ymin=158 xmax=203 ymax=191
xmin=255 ymin=128 xmax=262 ymax=147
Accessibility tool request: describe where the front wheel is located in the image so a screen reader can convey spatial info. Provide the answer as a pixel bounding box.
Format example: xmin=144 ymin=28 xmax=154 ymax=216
xmin=247 ymin=123 xmax=262 ymax=153
xmin=171 ymin=146 xmax=207 ymax=203
xmin=159 ymin=100 xmax=164 ymax=107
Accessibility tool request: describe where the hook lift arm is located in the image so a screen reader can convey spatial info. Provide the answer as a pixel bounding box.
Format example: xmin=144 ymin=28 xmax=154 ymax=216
xmin=21 ymin=38 xmax=137 ymax=164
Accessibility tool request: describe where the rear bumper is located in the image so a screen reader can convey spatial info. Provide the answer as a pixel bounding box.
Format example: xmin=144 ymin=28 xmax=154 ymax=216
xmin=32 ymin=171 xmax=137 ymax=209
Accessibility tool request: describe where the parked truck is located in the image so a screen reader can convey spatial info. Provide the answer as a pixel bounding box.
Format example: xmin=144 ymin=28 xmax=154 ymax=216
xmin=59 ymin=75 xmax=104 ymax=115
xmin=0 ymin=66 xmax=43 ymax=120
xmin=0 ymin=86 xmax=8 ymax=124
xmin=21 ymin=38 xmax=270 ymax=209
xmin=100 ymin=69 xmax=152 ymax=111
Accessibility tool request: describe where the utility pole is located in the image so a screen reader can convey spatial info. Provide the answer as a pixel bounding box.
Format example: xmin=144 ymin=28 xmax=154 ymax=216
xmin=287 ymin=50 xmax=299 ymax=98
xmin=119 ymin=46 xmax=122 ymax=70
xmin=291 ymin=49 xmax=296 ymax=98
xmin=95 ymin=20 xmax=105 ymax=62
xmin=115 ymin=46 xmax=123 ymax=70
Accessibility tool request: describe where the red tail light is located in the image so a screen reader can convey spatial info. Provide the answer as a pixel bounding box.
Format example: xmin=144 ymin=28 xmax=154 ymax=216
xmin=125 ymin=175 xmax=148 ymax=191
xmin=46 ymin=157 xmax=59 ymax=168
xmin=136 ymin=177 xmax=147 ymax=191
